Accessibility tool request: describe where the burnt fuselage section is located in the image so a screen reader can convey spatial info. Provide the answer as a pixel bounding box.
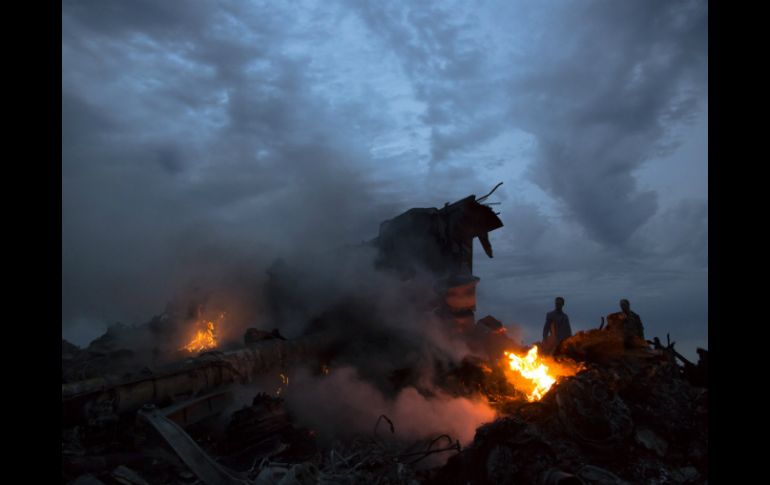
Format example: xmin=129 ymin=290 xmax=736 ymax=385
xmin=372 ymin=194 xmax=504 ymax=329
xmin=373 ymin=195 xmax=503 ymax=281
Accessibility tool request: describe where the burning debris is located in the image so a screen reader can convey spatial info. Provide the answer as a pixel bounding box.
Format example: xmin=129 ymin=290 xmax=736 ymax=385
xmin=503 ymin=346 xmax=582 ymax=402
xmin=62 ymin=190 xmax=707 ymax=484
xmin=180 ymin=319 xmax=218 ymax=353
xmin=431 ymin=334 xmax=709 ymax=485
xmin=63 ymin=335 xmax=707 ymax=484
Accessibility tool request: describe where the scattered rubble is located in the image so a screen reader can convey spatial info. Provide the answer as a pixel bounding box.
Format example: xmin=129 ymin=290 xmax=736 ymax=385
xmin=63 ymin=327 xmax=707 ymax=484
xmin=62 ymin=191 xmax=707 ymax=483
xmin=430 ymin=332 xmax=708 ymax=484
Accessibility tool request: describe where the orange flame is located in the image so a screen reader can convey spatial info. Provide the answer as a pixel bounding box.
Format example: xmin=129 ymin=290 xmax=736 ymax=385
xmin=503 ymin=345 xmax=580 ymax=402
xmin=181 ymin=320 xmax=217 ymax=353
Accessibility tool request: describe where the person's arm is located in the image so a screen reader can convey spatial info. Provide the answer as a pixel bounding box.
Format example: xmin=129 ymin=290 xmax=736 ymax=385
xmin=565 ymin=314 xmax=572 ymax=336
xmin=543 ymin=315 xmax=551 ymax=340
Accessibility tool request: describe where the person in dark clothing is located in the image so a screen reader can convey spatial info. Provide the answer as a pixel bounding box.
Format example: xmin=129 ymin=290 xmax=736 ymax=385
xmin=619 ymin=299 xmax=644 ymax=340
xmin=542 ymin=297 xmax=572 ymax=354
xmin=605 ymin=299 xmax=646 ymax=349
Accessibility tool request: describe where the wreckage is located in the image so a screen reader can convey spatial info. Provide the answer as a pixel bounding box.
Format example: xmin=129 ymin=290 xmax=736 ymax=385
xmin=372 ymin=183 xmax=504 ymax=330
xmin=62 ymin=188 xmax=708 ymax=484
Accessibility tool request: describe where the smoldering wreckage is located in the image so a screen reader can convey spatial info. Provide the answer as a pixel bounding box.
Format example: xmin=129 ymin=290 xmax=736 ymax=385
xmin=62 ymin=185 xmax=708 ymax=485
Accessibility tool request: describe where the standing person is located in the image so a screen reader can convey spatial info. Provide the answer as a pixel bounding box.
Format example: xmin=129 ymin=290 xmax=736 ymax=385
xmin=542 ymin=297 xmax=572 ymax=354
xmin=619 ymin=299 xmax=645 ymax=340
xmin=606 ymin=299 xmax=646 ymax=348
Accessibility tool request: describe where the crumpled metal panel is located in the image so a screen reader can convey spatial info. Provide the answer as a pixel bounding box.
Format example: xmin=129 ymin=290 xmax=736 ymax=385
xmin=137 ymin=404 xmax=249 ymax=485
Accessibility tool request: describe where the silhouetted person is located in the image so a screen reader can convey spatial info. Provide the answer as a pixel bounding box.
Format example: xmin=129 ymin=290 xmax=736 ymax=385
xmin=619 ymin=299 xmax=644 ymax=340
xmin=606 ymin=299 xmax=646 ymax=349
xmin=542 ymin=297 xmax=572 ymax=354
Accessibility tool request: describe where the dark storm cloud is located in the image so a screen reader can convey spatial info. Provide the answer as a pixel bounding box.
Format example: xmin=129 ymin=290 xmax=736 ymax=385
xmin=349 ymin=0 xmax=503 ymax=166
xmin=351 ymin=0 xmax=707 ymax=247
xmin=515 ymin=0 xmax=708 ymax=246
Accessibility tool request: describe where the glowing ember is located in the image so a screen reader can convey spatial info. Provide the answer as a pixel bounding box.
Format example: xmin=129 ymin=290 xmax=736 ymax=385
xmin=276 ymin=373 xmax=289 ymax=396
xmin=504 ymin=345 xmax=580 ymax=402
xmin=180 ymin=320 xmax=217 ymax=353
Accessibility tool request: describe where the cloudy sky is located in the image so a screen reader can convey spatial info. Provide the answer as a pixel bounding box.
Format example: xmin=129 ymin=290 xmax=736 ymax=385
xmin=62 ymin=0 xmax=708 ymax=359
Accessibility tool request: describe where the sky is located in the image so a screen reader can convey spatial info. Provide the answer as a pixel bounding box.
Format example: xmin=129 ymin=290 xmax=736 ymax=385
xmin=62 ymin=0 xmax=708 ymax=360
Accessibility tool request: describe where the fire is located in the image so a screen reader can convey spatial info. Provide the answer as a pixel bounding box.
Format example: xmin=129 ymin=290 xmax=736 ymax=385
xmin=503 ymin=346 xmax=580 ymax=402
xmin=180 ymin=320 xmax=217 ymax=353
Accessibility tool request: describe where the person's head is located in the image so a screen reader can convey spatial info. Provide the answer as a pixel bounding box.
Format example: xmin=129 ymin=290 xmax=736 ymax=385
xmin=620 ymin=299 xmax=630 ymax=313
xmin=555 ymin=297 xmax=565 ymax=311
